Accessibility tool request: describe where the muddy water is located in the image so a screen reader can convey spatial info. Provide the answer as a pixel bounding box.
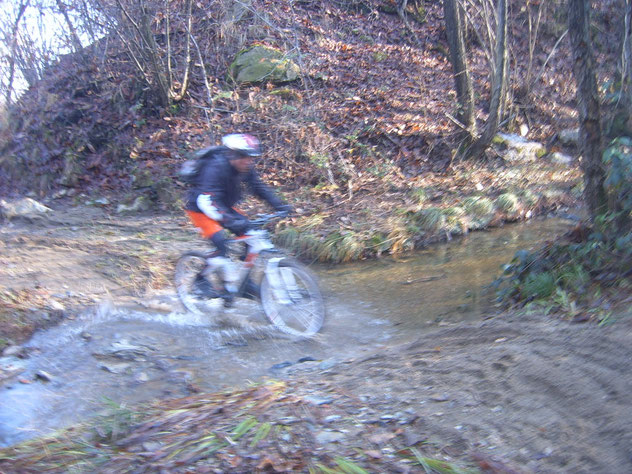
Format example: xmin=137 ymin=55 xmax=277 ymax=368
xmin=0 ymin=218 xmax=573 ymax=447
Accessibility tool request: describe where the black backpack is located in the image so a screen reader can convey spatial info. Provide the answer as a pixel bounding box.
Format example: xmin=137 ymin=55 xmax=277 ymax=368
xmin=178 ymin=146 xmax=223 ymax=184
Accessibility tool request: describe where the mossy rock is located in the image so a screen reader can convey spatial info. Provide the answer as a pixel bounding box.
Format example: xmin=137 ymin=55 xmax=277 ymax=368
xmin=230 ymin=46 xmax=300 ymax=84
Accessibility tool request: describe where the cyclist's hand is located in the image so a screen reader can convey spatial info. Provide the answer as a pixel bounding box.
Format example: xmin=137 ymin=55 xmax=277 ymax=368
xmin=227 ymin=216 xmax=251 ymax=235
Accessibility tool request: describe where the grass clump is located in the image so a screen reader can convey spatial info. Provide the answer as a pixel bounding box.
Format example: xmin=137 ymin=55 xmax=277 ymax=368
xmin=413 ymin=207 xmax=446 ymax=233
xmin=462 ymin=196 xmax=495 ymax=230
xmin=409 ymin=186 xmax=428 ymax=206
xmin=462 ymin=196 xmax=494 ymax=216
xmin=494 ymin=193 xmax=520 ymax=214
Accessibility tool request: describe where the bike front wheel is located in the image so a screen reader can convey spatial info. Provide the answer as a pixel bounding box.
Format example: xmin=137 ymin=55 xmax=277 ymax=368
xmin=260 ymin=257 xmax=325 ymax=337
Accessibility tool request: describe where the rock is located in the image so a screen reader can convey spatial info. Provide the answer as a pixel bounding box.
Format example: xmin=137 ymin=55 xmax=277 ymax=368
xmin=34 ymin=370 xmax=53 ymax=382
xmin=135 ymin=372 xmax=150 ymax=383
xmin=230 ymin=46 xmax=300 ymax=84
xmin=3 ymin=345 xmax=24 ymax=358
xmin=99 ymin=361 xmax=132 ymax=374
xmin=87 ymin=197 xmax=109 ymax=207
xmin=303 ymin=395 xmax=334 ymax=406
xmin=559 ymin=128 xmax=580 ymax=146
xmin=116 ymin=196 xmax=151 ymax=214
xmin=0 ymin=198 xmax=52 ymax=221
xmin=429 ymin=393 xmax=450 ymax=402
xmin=315 ymin=430 xmax=345 ymax=444
xmin=142 ymin=441 xmax=163 ymax=452
xmin=550 ymin=152 xmax=573 ymax=165
xmin=270 ymin=361 xmax=292 ymax=371
xmin=495 ymin=133 xmax=546 ymax=162
xmin=47 ymin=300 xmax=65 ymax=312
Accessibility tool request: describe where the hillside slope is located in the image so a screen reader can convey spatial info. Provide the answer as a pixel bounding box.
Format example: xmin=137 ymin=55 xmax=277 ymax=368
xmin=0 ymin=0 xmax=621 ymax=260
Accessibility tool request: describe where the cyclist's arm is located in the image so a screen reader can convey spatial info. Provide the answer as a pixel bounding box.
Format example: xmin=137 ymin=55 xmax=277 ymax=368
xmin=247 ymin=169 xmax=286 ymax=210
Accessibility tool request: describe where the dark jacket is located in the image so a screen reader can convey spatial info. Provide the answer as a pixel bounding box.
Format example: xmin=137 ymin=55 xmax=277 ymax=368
xmin=185 ymin=147 xmax=284 ymax=218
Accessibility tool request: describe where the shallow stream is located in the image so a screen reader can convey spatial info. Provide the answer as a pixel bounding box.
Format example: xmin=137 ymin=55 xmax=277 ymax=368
xmin=0 ymin=217 xmax=574 ymax=447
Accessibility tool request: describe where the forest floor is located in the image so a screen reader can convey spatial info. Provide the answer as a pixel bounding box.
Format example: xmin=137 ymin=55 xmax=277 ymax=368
xmin=1 ymin=204 xmax=631 ymax=473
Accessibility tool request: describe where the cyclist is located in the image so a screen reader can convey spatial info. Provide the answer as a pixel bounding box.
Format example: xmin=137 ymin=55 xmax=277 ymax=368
xmin=185 ymin=133 xmax=291 ymax=304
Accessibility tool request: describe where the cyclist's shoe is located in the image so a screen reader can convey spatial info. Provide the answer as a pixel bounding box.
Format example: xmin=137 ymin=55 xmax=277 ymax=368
xmin=193 ymin=274 xmax=218 ymax=299
xmin=242 ymin=277 xmax=260 ymax=300
xmin=221 ymin=290 xmax=235 ymax=308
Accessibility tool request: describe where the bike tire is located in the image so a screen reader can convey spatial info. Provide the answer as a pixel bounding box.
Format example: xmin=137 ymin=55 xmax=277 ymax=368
xmin=174 ymin=251 xmax=221 ymax=314
xmin=260 ymin=257 xmax=325 ymax=337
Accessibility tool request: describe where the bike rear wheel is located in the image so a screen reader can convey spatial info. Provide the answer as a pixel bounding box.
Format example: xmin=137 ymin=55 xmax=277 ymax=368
xmin=174 ymin=251 xmax=222 ymax=314
xmin=260 ymin=257 xmax=325 ymax=337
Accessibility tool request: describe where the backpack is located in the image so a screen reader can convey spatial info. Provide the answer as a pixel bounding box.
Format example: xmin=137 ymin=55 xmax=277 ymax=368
xmin=178 ymin=145 xmax=223 ymax=184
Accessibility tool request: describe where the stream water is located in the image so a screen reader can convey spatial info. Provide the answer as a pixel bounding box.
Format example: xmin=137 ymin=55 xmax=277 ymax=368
xmin=0 ymin=217 xmax=574 ymax=447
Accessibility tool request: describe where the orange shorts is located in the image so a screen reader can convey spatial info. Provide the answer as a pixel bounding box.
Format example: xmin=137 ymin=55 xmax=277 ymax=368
xmin=186 ymin=210 xmax=223 ymax=238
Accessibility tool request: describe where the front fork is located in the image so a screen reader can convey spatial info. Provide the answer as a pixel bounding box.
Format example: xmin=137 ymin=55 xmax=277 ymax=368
xmin=264 ymin=256 xmax=299 ymax=304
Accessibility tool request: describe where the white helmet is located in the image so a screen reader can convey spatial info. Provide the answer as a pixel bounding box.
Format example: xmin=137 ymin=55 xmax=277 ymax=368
xmin=221 ymin=133 xmax=262 ymax=157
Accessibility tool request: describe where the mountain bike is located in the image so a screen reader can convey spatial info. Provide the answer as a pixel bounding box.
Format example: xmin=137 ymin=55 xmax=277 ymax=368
xmin=174 ymin=212 xmax=325 ymax=338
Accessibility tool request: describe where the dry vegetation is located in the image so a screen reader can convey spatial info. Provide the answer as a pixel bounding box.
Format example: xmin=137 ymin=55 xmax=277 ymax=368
xmin=1 ymin=0 xmax=614 ymax=262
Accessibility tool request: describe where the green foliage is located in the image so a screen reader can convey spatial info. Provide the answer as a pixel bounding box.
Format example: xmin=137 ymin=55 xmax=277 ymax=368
xmin=93 ymin=398 xmax=143 ymax=443
xmin=603 ymin=136 xmax=632 ymax=232
xmin=494 ymin=138 xmax=632 ymax=316
xmin=309 ymin=153 xmax=330 ymax=169
xmin=522 ymin=272 xmax=556 ymax=300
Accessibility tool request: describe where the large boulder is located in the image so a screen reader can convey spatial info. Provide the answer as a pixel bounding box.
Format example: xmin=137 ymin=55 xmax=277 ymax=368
xmin=230 ymin=46 xmax=300 ymax=84
xmin=0 ymin=198 xmax=52 ymax=221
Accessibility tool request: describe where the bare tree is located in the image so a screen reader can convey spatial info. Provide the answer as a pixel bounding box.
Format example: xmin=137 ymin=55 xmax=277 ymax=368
xmin=623 ymin=0 xmax=632 ymax=121
xmin=443 ymin=0 xmax=509 ymax=159
xmin=89 ymin=0 xmax=193 ymax=107
xmin=568 ymin=0 xmax=608 ymax=219
xmin=55 ymin=0 xmax=83 ymax=51
xmin=465 ymin=0 xmax=508 ymax=159
xmin=443 ymin=0 xmax=476 ymax=139
xmin=3 ymin=0 xmax=31 ymax=108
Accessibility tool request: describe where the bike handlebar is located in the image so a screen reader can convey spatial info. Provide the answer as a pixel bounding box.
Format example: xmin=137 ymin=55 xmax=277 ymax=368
xmin=249 ymin=210 xmax=289 ymax=228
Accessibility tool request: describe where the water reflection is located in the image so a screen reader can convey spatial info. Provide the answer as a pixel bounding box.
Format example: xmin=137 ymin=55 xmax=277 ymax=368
xmin=319 ymin=218 xmax=572 ymax=333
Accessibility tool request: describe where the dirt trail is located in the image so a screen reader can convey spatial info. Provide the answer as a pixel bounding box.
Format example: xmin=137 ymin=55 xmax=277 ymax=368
xmin=284 ymin=315 xmax=632 ymax=472
xmin=1 ymin=206 xmax=632 ymax=473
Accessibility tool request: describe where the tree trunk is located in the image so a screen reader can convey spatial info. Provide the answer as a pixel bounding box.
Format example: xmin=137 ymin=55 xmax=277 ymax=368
xmin=443 ymin=0 xmax=476 ymax=138
xmin=568 ymin=0 xmax=608 ymax=220
xmin=466 ymin=0 xmax=508 ymax=159
xmin=139 ymin=3 xmax=170 ymax=107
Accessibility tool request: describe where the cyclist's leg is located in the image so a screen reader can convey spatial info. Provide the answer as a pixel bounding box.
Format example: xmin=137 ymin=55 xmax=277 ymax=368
xmin=186 ymin=211 xmax=240 ymax=304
